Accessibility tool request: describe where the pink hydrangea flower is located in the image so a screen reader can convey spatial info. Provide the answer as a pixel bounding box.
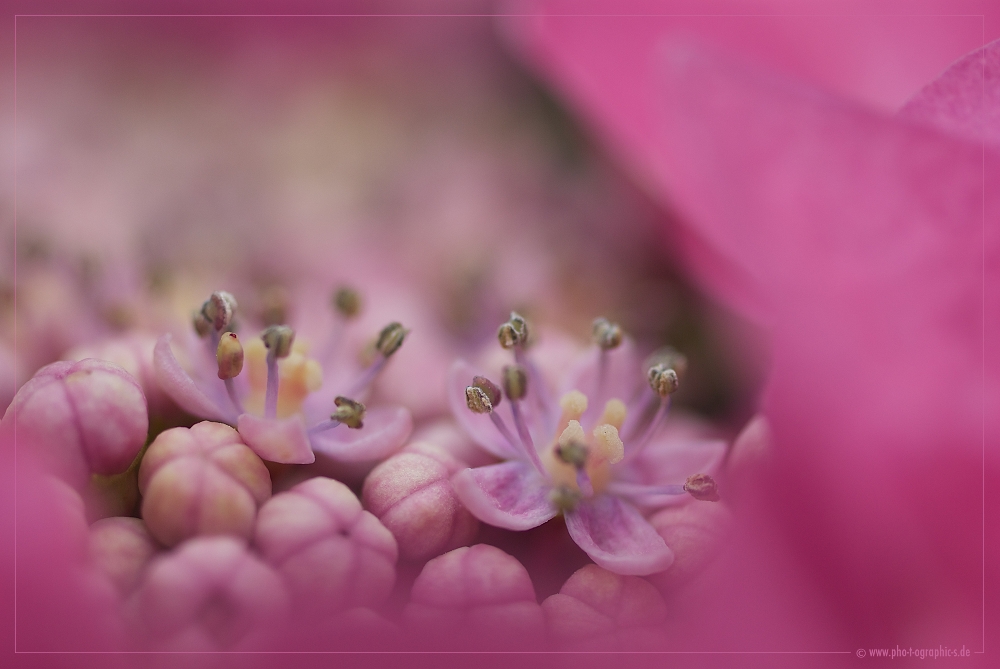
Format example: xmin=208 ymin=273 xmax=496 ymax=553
xmin=137 ymin=421 xmax=272 ymax=547
xmin=403 ymin=543 xmax=546 ymax=649
xmin=253 ymin=477 xmax=397 ymax=616
xmin=541 ymin=564 xmax=668 ymax=650
xmin=154 ymin=290 xmax=412 ymax=467
xmin=362 ymin=440 xmax=480 ymax=561
xmin=2 ymin=358 xmax=148 ymax=489
xmin=449 ymin=314 xmax=726 ymax=575
xmin=129 ymin=536 xmax=289 ymax=650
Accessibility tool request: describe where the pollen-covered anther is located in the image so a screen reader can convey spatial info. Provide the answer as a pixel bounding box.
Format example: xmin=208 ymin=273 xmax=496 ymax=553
xmin=261 ymin=325 xmax=295 ymax=359
xmin=216 ymin=332 xmax=244 ymax=380
xmin=497 ymin=311 xmax=530 ymax=349
xmin=203 ymin=291 xmax=238 ymax=332
xmin=465 ymin=386 xmax=494 ymax=414
xmin=683 ymin=473 xmax=720 ymax=502
xmin=331 ymin=396 xmax=366 ymax=429
xmin=591 ymin=317 xmax=623 ymax=350
xmin=332 ymin=286 xmax=361 ymax=318
xmin=559 ymin=391 xmax=588 ymax=423
xmin=592 ymin=424 xmax=624 ymax=464
xmin=598 ymin=399 xmax=627 ymax=431
xmin=192 ymin=310 xmax=212 ymax=338
xmin=502 ymin=364 xmax=528 ymax=401
xmin=648 ymin=364 xmax=680 ymax=397
xmin=471 ymin=376 xmax=502 ymax=408
xmin=646 ymin=347 xmax=688 ymax=381
xmin=376 ymin=322 xmax=408 ymax=357
xmin=556 ymin=421 xmax=589 ymax=468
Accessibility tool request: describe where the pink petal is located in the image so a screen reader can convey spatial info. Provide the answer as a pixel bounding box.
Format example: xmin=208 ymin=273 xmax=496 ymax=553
xmin=237 ymin=414 xmax=315 ymax=465
xmin=309 ymin=406 xmax=412 ymax=464
xmin=153 ymin=335 xmax=231 ymax=423
xmin=899 ymin=39 xmax=1000 ymax=146
xmin=564 ymin=495 xmax=673 ymax=576
xmin=451 ymin=461 xmax=556 ymax=531
xmin=447 ymin=360 xmax=520 ymax=459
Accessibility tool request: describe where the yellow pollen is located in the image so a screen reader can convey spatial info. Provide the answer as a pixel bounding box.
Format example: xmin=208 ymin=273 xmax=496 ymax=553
xmin=592 ymin=424 xmax=624 ymax=464
xmin=245 ymin=338 xmax=323 ymax=418
xmin=598 ymin=399 xmax=627 ymax=430
xmin=558 ymin=420 xmax=586 ymax=450
xmin=559 ymin=391 xmax=588 ymax=421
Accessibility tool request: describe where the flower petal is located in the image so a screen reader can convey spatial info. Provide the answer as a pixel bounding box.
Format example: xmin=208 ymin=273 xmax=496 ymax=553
xmin=447 ymin=360 xmax=520 ymax=460
xmin=237 ymin=414 xmax=315 ymax=465
xmin=309 ymin=406 xmax=412 ymax=464
xmin=153 ymin=335 xmax=232 ymax=423
xmin=564 ymin=495 xmax=673 ymax=576
xmin=451 ymin=461 xmax=556 ymax=531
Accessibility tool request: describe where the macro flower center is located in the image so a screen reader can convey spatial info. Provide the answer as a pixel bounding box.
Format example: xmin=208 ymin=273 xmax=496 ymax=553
xmin=243 ymin=337 xmax=322 ymax=418
xmin=542 ymin=389 xmax=626 ymax=496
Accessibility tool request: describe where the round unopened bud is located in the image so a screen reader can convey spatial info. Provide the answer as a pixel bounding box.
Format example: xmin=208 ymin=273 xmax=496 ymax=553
xmin=261 ymin=325 xmax=294 ymax=359
xmin=216 ymin=332 xmax=244 ymax=380
xmin=683 ymin=473 xmax=720 ymax=502
xmin=555 ymin=440 xmax=589 ymax=469
xmin=591 ymin=317 xmax=623 ymax=350
xmin=502 ymin=365 xmax=528 ymax=401
xmin=465 ymin=386 xmax=493 ymax=414
xmin=647 ymin=364 xmax=680 ymax=397
xmin=332 ymin=396 xmax=366 ymax=429
xmin=472 ymin=376 xmax=502 ymax=408
xmin=498 ymin=312 xmax=530 ymax=349
xmin=192 ymin=311 xmax=212 ymax=338
xmin=202 ymin=291 xmax=238 ymax=332
xmin=376 ymin=322 xmax=408 ymax=357
xmin=332 ymin=286 xmax=361 ymax=318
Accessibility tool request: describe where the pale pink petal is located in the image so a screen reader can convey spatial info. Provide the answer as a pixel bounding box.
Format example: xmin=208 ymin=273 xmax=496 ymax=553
xmin=564 ymin=495 xmax=673 ymax=576
xmin=447 ymin=360 xmax=519 ymax=459
xmin=309 ymin=406 xmax=412 ymax=464
xmin=451 ymin=461 xmax=556 ymax=531
xmin=237 ymin=414 xmax=315 ymax=465
xmin=153 ymin=335 xmax=231 ymax=423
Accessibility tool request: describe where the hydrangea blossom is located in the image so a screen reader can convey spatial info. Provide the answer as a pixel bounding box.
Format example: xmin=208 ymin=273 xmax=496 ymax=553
xmin=153 ymin=289 xmax=412 ymax=466
xmin=449 ymin=314 xmax=726 ymax=576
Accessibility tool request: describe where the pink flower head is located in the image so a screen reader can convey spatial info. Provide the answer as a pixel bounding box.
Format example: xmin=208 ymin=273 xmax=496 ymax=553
xmin=137 ymin=421 xmax=272 ymax=547
xmin=450 ymin=314 xmax=726 ymax=575
xmin=541 ymin=564 xmax=668 ymax=650
xmin=130 ymin=536 xmax=289 ymax=650
xmin=362 ymin=440 xmax=480 ymax=562
xmin=154 ymin=289 xmax=412 ymax=467
xmin=403 ymin=543 xmax=545 ymax=649
xmin=2 ymin=358 xmax=148 ymax=488
xmin=253 ymin=477 xmax=398 ymax=616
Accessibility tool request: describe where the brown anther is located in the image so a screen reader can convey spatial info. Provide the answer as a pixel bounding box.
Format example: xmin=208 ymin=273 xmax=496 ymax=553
xmin=502 ymin=364 xmax=528 ymax=401
xmin=202 ymin=291 xmax=238 ymax=331
xmin=332 ymin=286 xmax=362 ymax=318
xmin=648 ymin=364 xmax=680 ymax=397
xmin=683 ymin=473 xmax=720 ymax=502
xmin=592 ymin=317 xmax=623 ymax=350
xmin=331 ymin=396 xmax=366 ymax=429
xmin=192 ymin=311 xmax=212 ymax=338
xmin=471 ymin=376 xmax=502 ymax=408
xmin=646 ymin=347 xmax=688 ymax=381
xmin=376 ymin=322 xmax=408 ymax=357
xmin=216 ymin=332 xmax=244 ymax=380
xmin=555 ymin=440 xmax=589 ymax=469
xmin=261 ymin=325 xmax=295 ymax=359
xmin=497 ymin=312 xmax=530 ymax=349
xmin=465 ymin=386 xmax=494 ymax=414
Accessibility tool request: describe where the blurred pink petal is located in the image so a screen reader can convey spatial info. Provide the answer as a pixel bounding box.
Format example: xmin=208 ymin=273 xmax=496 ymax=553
xmin=153 ymin=334 xmax=231 ymax=423
xmin=564 ymin=494 xmax=673 ymax=576
xmin=309 ymin=405 xmax=412 ymax=464
xmin=88 ymin=516 xmax=160 ymax=596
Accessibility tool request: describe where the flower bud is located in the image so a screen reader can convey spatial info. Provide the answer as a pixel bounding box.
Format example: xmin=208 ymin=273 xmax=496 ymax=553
xmin=683 ymin=473 xmax=720 ymax=501
xmin=331 ymin=396 xmax=366 ymax=429
xmin=254 ymin=477 xmax=398 ymax=615
xmin=647 ymin=363 xmax=680 ymax=397
xmin=216 ymin=332 xmax=244 ymax=380
xmin=375 ymin=322 xmax=408 ymax=357
xmin=363 ymin=442 xmax=479 ymax=562
xmin=591 ymin=317 xmax=623 ymax=350
xmin=261 ymin=325 xmax=294 ymax=359
xmin=501 ymin=364 xmax=528 ymax=401
xmin=3 ymin=359 xmax=148 ymax=488
xmin=332 ymin=286 xmax=361 ymax=318
xmin=202 ymin=291 xmax=237 ymax=332
xmin=138 ymin=422 xmax=271 ymax=547
xmin=88 ymin=517 xmax=159 ymax=595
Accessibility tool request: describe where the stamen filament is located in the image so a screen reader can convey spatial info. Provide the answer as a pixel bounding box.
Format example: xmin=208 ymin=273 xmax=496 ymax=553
xmin=308 ymin=419 xmax=342 ymax=436
xmin=576 ymin=468 xmax=594 ymax=497
xmin=509 ymin=400 xmax=547 ymax=477
xmin=623 ymin=396 xmax=671 ymax=463
xmin=224 ymin=378 xmax=245 ymax=415
xmin=489 ymin=412 xmax=522 ymax=456
xmin=514 ymin=348 xmax=555 ymax=432
xmin=605 ymin=481 xmax=686 ymax=497
xmin=595 ymin=349 xmax=609 ymax=407
xmin=345 ymin=355 xmax=388 ymax=397
xmin=264 ymin=352 xmax=279 ymax=419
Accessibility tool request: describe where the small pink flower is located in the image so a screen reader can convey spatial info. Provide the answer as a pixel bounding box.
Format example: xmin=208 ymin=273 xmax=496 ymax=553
xmin=2 ymin=358 xmax=148 ymax=488
xmin=541 ymin=564 xmax=668 ymax=650
xmin=450 ymin=315 xmax=726 ymax=575
xmin=137 ymin=421 xmax=272 ymax=547
xmin=253 ymin=477 xmax=397 ymax=616
xmin=403 ymin=543 xmax=546 ymax=649
xmin=362 ymin=440 xmax=480 ymax=562
xmin=154 ymin=290 xmax=412 ymax=467
xmin=130 ymin=536 xmax=289 ymax=650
